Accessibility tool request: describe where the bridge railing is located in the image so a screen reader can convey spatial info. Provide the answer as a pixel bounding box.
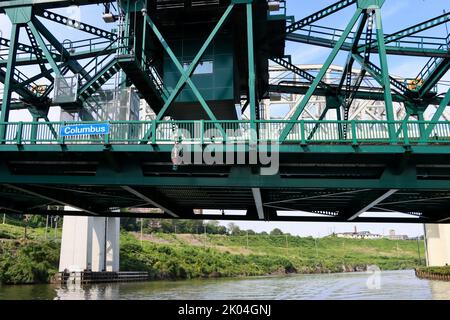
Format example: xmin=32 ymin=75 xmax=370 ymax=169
xmin=291 ymin=24 xmax=449 ymax=54
xmin=0 ymin=120 xmax=449 ymax=145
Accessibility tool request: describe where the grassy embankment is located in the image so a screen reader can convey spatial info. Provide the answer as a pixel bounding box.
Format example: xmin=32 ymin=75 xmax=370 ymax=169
xmin=0 ymin=223 xmax=425 ymax=284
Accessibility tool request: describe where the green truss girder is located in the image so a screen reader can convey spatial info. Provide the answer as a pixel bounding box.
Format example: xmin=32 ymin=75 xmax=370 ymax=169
xmin=36 ymin=9 xmax=116 ymax=41
xmin=286 ymin=0 xmax=357 ymax=34
xmin=268 ymin=84 xmax=450 ymax=107
xmin=279 ymin=8 xmax=363 ymax=142
xmin=352 ymin=54 xmax=410 ymax=95
xmin=337 ymin=11 xmax=368 ymax=95
xmin=421 ymin=88 xmax=450 ymax=141
xmin=359 ymin=11 xmax=450 ymax=52
xmin=286 ymin=32 xmax=450 ymax=58
xmin=0 ymin=0 xmax=114 ymax=11
xmin=271 ymin=57 xmax=334 ymax=93
xmin=418 ymin=58 xmax=450 ymax=97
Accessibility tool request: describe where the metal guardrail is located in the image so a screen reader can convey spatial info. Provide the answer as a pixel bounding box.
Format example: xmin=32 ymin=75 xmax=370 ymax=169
xmin=0 ymin=120 xmax=449 ymax=145
xmin=292 ymin=24 xmax=449 ymax=53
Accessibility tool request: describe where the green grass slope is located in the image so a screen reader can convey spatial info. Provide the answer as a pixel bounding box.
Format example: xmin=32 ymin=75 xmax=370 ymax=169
xmin=0 ymin=224 xmax=425 ymax=284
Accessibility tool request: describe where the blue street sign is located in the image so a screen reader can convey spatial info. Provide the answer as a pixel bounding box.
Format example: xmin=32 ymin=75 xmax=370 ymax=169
xmin=60 ymin=123 xmax=110 ymax=137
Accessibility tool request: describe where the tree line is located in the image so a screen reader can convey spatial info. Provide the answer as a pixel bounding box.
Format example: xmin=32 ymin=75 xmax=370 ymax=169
xmin=121 ymin=218 xmax=287 ymax=236
xmin=1 ymin=214 xmax=288 ymax=237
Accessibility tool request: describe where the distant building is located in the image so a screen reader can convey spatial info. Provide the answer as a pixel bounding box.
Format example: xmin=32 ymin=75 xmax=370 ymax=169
xmin=335 ymin=226 xmax=383 ymax=239
xmin=148 ymin=220 xmax=161 ymax=228
xmin=386 ymin=229 xmax=409 ymax=240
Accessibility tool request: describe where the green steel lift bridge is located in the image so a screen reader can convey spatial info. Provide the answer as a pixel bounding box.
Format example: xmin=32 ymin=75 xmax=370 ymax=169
xmin=0 ymin=0 xmax=450 ymax=223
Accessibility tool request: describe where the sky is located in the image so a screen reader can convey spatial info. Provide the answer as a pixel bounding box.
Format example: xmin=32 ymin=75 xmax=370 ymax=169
xmin=1 ymin=0 xmax=450 ymax=237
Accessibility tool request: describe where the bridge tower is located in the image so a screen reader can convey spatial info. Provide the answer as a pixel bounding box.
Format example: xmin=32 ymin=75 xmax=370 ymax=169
xmin=57 ymin=0 xmax=286 ymax=272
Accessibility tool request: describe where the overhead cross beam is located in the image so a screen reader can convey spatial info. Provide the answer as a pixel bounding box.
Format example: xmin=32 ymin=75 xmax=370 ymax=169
xmin=5 ymin=184 xmax=101 ymax=215
xmin=36 ymin=9 xmax=117 ymax=40
xmin=30 ymin=17 xmax=90 ymax=78
xmin=251 ymin=188 xmax=265 ymax=220
xmin=271 ymin=57 xmax=334 ymax=92
xmin=348 ymin=189 xmax=398 ymax=221
xmin=359 ymin=11 xmax=450 ymax=51
xmin=121 ymin=186 xmax=181 ymax=218
xmin=0 ymin=0 xmax=115 ymax=11
xmin=286 ymin=0 xmax=357 ymax=34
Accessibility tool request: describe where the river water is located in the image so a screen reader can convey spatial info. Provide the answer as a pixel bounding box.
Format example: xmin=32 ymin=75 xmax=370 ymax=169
xmin=0 ymin=270 xmax=449 ymax=300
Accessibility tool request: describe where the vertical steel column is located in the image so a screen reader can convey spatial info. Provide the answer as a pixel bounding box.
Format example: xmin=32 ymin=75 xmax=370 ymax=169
xmin=0 ymin=24 xmax=20 ymax=141
xmin=123 ymin=1 xmax=131 ymax=55
xmin=336 ymin=107 xmax=344 ymax=140
xmin=374 ymin=8 xmax=396 ymax=142
xmin=30 ymin=116 xmax=39 ymax=144
xmin=396 ymin=109 xmax=411 ymax=137
xmin=141 ymin=0 xmax=148 ymax=70
xmin=246 ymin=2 xmax=257 ymax=139
xmin=421 ymin=88 xmax=450 ymax=141
xmin=417 ymin=111 xmax=426 ymax=141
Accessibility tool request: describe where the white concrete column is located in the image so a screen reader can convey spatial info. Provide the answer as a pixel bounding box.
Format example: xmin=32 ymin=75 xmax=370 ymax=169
xmin=59 ymin=216 xmax=92 ymax=272
xmin=106 ymin=217 xmax=120 ymax=272
xmin=59 ymin=216 xmax=120 ymax=272
xmin=424 ymin=224 xmax=450 ymax=266
xmin=91 ymin=217 xmax=107 ymax=272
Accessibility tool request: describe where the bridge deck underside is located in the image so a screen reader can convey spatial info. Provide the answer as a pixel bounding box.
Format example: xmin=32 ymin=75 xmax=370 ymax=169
xmin=1 ymin=146 xmax=450 ymax=223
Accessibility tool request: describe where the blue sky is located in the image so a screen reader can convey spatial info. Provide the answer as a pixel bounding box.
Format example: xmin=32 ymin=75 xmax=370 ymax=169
xmin=1 ymin=0 xmax=449 ymax=236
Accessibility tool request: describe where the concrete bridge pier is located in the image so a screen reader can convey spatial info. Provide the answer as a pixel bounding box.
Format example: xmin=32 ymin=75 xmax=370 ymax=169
xmin=424 ymin=224 xmax=450 ymax=267
xmin=59 ymin=215 xmax=120 ymax=272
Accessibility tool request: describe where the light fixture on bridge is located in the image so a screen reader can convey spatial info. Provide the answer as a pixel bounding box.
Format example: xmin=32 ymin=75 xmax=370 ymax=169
xmin=268 ymin=1 xmax=281 ymax=11
xmin=102 ymin=3 xmax=117 ymax=23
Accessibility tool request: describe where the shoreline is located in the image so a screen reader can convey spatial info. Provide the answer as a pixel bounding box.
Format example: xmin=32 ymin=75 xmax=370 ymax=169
xmin=4 ymin=269 xmax=418 ymax=288
xmin=415 ymin=268 xmax=450 ymax=281
xmin=3 ymin=266 xmax=416 ymax=287
xmin=1 ymin=224 xmax=426 ymax=286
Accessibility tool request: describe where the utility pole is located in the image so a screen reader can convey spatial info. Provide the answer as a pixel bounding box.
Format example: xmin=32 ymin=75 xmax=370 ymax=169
xmin=140 ymin=218 xmax=144 ymax=247
xmin=416 ymin=236 xmax=422 ymax=265
xmin=246 ymin=230 xmax=249 ymax=249
xmin=204 ymin=225 xmax=207 ymax=249
xmin=45 ymin=215 xmax=49 ymax=240
xmin=285 ymin=234 xmax=288 ymax=249
xmin=54 ymin=216 xmax=59 ymax=240
xmin=314 ymin=237 xmax=319 ymax=260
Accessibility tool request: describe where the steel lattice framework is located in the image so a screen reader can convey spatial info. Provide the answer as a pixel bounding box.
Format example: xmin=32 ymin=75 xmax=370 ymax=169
xmin=0 ymin=0 xmax=450 ymax=224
